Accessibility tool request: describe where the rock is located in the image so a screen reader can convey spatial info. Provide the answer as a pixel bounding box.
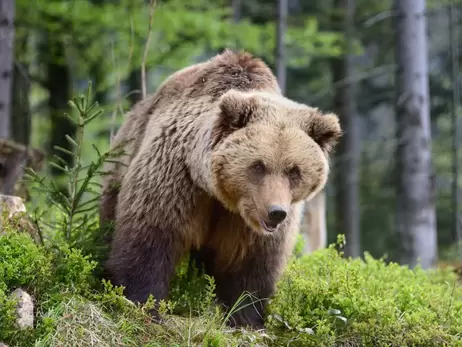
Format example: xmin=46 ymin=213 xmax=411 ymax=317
xmin=0 ymin=343 xmax=10 ymax=347
xmin=0 ymin=194 xmax=26 ymax=219
xmin=0 ymin=194 xmax=41 ymax=244
xmin=11 ymin=288 xmax=34 ymax=329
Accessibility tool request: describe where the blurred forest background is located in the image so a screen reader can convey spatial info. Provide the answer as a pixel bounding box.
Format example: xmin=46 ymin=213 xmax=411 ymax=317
xmin=1 ymin=0 xmax=461 ymax=269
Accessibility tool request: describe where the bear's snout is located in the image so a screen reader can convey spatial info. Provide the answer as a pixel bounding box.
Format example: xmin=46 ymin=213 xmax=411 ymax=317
xmin=260 ymin=205 xmax=287 ymax=233
xmin=268 ymin=205 xmax=287 ymax=224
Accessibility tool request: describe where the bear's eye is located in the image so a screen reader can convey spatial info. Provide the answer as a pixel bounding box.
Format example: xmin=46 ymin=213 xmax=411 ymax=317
xmin=287 ymin=165 xmax=301 ymax=182
xmin=250 ymin=160 xmax=266 ymax=175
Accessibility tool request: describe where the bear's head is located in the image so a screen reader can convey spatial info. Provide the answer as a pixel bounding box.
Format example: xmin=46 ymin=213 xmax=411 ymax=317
xmin=211 ymin=89 xmax=341 ymax=235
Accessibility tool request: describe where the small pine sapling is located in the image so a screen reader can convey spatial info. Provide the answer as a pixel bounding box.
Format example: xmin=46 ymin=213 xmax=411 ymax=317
xmin=23 ymin=83 xmax=128 ymax=250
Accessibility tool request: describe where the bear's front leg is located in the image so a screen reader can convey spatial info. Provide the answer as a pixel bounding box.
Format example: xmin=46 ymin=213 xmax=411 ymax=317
xmin=105 ymin=220 xmax=185 ymax=319
xmin=212 ymin=237 xmax=288 ymax=330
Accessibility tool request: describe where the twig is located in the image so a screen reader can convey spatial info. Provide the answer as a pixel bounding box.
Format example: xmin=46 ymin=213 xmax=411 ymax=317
xmin=110 ymin=41 xmax=121 ymax=145
xmin=141 ymin=0 xmax=157 ymax=99
xmin=310 ymin=64 xmax=397 ymax=104
xmin=362 ymin=10 xmax=397 ymax=28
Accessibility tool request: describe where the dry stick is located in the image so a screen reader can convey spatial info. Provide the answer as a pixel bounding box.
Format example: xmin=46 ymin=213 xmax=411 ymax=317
xmin=310 ymin=64 xmax=397 ymax=104
xmin=110 ymin=41 xmax=121 ymax=145
xmin=126 ymin=17 xmax=136 ymax=101
xmin=141 ymin=0 xmax=157 ymax=99
xmin=109 ymin=18 xmax=135 ymax=145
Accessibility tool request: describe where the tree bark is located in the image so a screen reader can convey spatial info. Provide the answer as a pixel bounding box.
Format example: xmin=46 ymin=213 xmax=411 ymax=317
xmin=332 ymin=0 xmax=361 ymax=258
xmin=394 ymin=0 xmax=437 ymax=269
xmin=0 ymin=0 xmax=15 ymax=139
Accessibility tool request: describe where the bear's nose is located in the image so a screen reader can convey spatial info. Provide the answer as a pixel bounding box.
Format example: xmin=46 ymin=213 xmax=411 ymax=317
xmin=268 ymin=205 xmax=287 ymax=224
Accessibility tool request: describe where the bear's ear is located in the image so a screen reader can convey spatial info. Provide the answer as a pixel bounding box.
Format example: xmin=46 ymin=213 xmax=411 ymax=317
xmin=218 ymin=89 xmax=259 ymax=130
xmin=301 ymin=110 xmax=342 ymax=154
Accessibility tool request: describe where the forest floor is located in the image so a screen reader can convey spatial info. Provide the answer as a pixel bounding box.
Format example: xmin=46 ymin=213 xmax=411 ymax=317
xmin=1 ymin=225 xmax=461 ymax=347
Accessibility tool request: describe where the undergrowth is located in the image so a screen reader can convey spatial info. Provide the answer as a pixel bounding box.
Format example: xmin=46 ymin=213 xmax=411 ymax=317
xmin=1 ymin=86 xmax=461 ymax=346
xmin=267 ymin=236 xmax=462 ymax=346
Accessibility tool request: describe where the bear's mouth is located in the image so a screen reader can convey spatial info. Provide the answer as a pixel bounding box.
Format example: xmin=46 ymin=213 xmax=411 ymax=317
xmin=260 ymin=219 xmax=280 ymax=233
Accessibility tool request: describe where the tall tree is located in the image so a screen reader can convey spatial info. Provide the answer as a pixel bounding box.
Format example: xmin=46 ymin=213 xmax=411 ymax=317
xmin=0 ymin=0 xmax=15 ymax=139
xmin=12 ymin=34 xmax=30 ymax=146
xmin=332 ymin=0 xmax=361 ymax=258
xmin=393 ymin=0 xmax=437 ymax=269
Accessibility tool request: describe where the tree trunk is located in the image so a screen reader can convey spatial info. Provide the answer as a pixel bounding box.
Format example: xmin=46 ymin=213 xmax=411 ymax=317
xmin=127 ymin=68 xmax=142 ymax=107
xmin=394 ymin=0 xmax=437 ymax=269
xmin=12 ymin=58 xmax=31 ymax=146
xmin=46 ymin=38 xmax=74 ymax=179
xmin=332 ymin=0 xmax=361 ymax=258
xmin=0 ymin=0 xmax=15 ymax=139
xmin=301 ymin=191 xmax=327 ymax=253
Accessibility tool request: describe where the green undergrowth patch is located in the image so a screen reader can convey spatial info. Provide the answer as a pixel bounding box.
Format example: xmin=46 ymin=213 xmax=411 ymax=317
xmin=267 ymin=236 xmax=462 ymax=346
xmin=1 ymin=225 xmax=461 ymax=346
xmin=0 ymin=224 xmax=271 ymax=347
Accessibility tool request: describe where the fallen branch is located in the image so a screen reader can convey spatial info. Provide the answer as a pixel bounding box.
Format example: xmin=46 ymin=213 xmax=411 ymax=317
xmin=141 ymin=0 xmax=157 ymax=99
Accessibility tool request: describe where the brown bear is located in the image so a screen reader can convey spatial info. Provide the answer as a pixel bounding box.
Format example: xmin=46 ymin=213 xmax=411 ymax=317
xmin=100 ymin=50 xmax=341 ymax=329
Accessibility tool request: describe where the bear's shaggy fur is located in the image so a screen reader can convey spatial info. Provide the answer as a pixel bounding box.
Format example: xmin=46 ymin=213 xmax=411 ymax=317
xmin=100 ymin=50 xmax=341 ymax=328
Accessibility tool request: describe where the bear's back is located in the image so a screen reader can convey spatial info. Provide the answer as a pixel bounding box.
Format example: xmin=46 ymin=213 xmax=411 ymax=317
xmin=101 ymin=51 xmax=281 ymax=219
xmin=111 ymin=50 xmax=279 ymax=160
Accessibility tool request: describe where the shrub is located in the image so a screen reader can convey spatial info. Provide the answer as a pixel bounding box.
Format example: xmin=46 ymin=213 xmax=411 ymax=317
xmin=0 ymin=224 xmax=99 ymax=344
xmin=0 ymin=228 xmax=53 ymax=296
xmin=266 ymin=237 xmax=462 ymax=346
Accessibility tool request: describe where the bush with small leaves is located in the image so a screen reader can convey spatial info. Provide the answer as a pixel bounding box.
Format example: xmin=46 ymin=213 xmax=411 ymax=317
xmin=266 ymin=236 xmax=462 ymax=346
xmin=0 ymin=224 xmax=99 ymax=344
